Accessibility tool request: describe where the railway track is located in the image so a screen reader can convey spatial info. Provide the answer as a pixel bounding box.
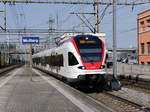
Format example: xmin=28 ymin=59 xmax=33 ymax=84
xmin=108 ymin=74 xmax=150 ymax=93
xmin=88 ymin=91 xmax=150 ymax=112
xmin=0 ymin=65 xmax=22 ymax=78
xmin=35 ymin=67 xmax=150 ymax=112
xmin=121 ymin=80 xmax=150 ymax=90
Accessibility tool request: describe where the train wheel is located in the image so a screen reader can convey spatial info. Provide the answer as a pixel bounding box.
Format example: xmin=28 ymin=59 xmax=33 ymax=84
xmin=62 ymin=77 xmax=67 ymax=83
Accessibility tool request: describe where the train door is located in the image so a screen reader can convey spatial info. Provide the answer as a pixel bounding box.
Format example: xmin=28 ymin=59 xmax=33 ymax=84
xmin=67 ymin=52 xmax=79 ymax=76
xmin=57 ymin=49 xmax=67 ymax=76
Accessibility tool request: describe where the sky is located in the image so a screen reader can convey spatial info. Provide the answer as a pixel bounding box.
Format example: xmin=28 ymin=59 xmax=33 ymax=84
xmin=0 ymin=1 xmax=150 ymax=49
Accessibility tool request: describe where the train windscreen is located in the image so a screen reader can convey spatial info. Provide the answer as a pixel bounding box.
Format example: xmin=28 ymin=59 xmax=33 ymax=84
xmin=74 ymin=35 xmax=103 ymax=63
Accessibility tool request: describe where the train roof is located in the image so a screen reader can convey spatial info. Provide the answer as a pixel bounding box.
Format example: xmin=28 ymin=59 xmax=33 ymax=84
xmin=33 ymin=33 xmax=106 ymax=58
xmin=57 ymin=33 xmax=105 ymax=45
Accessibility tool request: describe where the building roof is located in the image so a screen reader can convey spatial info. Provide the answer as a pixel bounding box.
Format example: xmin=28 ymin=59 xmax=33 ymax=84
xmin=137 ymin=9 xmax=150 ymax=19
xmin=138 ymin=9 xmax=150 ymax=16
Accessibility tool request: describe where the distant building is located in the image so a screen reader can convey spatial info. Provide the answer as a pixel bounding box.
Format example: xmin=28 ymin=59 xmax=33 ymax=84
xmin=137 ymin=9 xmax=150 ymax=65
xmin=108 ymin=48 xmax=137 ymax=61
xmin=0 ymin=43 xmax=17 ymax=65
xmin=0 ymin=43 xmax=16 ymax=51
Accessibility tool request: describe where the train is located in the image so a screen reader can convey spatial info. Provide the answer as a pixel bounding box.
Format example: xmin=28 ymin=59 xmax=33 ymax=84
xmin=32 ymin=33 xmax=108 ymax=88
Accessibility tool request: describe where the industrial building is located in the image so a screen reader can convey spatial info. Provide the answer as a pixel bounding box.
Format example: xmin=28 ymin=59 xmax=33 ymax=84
xmin=137 ymin=9 xmax=150 ymax=64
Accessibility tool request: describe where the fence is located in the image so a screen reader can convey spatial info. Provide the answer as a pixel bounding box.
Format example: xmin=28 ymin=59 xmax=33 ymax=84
xmin=107 ymin=62 xmax=150 ymax=75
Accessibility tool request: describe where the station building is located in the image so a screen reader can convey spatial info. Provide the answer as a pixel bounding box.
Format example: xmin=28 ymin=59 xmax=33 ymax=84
xmin=137 ymin=9 xmax=150 ymax=65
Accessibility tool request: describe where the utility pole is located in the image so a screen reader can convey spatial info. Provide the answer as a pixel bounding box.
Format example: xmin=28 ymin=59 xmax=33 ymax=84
xmin=4 ymin=3 xmax=6 ymax=31
xmin=111 ymin=0 xmax=121 ymax=90
xmin=81 ymin=1 xmax=85 ymax=32
xmin=94 ymin=0 xmax=99 ymax=33
xmin=4 ymin=3 xmax=10 ymax=64
xmin=56 ymin=13 xmax=59 ymax=30
xmin=3 ymin=3 xmax=9 ymax=65
xmin=48 ymin=16 xmax=54 ymax=48
xmin=113 ymin=0 xmax=117 ymax=80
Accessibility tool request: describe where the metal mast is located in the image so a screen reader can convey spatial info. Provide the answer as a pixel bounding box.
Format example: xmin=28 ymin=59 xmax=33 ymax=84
xmin=113 ymin=0 xmax=117 ymax=79
xmin=4 ymin=2 xmax=7 ymax=31
xmin=94 ymin=0 xmax=99 ymax=33
xmin=111 ymin=0 xmax=121 ymax=90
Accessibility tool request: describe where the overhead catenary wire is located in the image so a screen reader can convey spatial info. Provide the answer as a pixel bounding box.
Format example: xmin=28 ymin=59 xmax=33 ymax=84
xmin=0 ymin=0 xmax=149 ymax=44
xmin=71 ymin=4 xmax=127 ymax=32
xmin=0 ymin=0 xmax=149 ymax=5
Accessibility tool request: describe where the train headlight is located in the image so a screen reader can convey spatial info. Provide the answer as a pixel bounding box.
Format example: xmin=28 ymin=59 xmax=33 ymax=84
xmin=78 ymin=66 xmax=86 ymax=70
xmin=100 ymin=65 xmax=105 ymax=69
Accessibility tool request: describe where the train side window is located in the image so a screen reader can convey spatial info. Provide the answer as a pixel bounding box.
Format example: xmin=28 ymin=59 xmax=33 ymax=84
xmin=41 ymin=57 xmax=46 ymax=66
xmin=68 ymin=52 xmax=79 ymax=66
xmin=58 ymin=54 xmax=64 ymax=66
xmin=51 ymin=55 xmax=56 ymax=66
xmin=45 ymin=56 xmax=50 ymax=65
xmin=38 ymin=58 xmax=41 ymax=64
xmin=39 ymin=57 xmax=41 ymax=64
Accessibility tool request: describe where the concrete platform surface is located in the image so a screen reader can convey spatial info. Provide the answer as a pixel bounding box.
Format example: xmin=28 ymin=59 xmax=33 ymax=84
xmin=0 ymin=67 xmax=113 ymax=112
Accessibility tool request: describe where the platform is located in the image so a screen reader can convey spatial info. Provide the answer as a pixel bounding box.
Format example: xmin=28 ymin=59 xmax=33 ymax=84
xmin=0 ymin=66 xmax=113 ymax=112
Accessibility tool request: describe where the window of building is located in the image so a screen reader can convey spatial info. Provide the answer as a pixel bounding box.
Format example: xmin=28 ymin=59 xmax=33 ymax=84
xmin=147 ymin=62 xmax=150 ymax=65
xmin=140 ymin=21 xmax=145 ymax=32
xmin=147 ymin=19 xmax=150 ymax=31
xmin=147 ymin=42 xmax=150 ymax=54
xmin=141 ymin=43 xmax=144 ymax=54
xmin=68 ymin=52 xmax=79 ymax=66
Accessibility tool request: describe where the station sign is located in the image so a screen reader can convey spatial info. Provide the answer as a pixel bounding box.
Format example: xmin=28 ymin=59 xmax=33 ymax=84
xmin=22 ymin=37 xmax=40 ymax=44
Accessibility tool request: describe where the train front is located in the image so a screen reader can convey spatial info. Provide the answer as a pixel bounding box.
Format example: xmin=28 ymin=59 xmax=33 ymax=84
xmin=70 ymin=34 xmax=107 ymax=88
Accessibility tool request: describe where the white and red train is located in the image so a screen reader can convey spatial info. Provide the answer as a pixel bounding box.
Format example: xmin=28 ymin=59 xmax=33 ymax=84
xmin=32 ymin=33 xmax=107 ymax=88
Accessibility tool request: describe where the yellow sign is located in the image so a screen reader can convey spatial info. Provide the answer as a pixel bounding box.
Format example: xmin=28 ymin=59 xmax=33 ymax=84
xmin=80 ymin=40 xmax=96 ymax=44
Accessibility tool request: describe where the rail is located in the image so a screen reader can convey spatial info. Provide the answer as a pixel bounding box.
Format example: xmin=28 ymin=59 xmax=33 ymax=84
xmin=88 ymin=91 xmax=150 ymax=112
xmin=0 ymin=64 xmax=22 ymax=76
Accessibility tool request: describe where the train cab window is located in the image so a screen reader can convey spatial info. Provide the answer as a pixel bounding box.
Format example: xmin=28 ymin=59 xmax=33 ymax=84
xmin=74 ymin=35 xmax=103 ymax=62
xmin=68 ymin=52 xmax=79 ymax=66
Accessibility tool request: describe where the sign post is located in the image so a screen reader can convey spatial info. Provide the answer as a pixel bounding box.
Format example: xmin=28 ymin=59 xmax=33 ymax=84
xmin=22 ymin=37 xmax=39 ymax=81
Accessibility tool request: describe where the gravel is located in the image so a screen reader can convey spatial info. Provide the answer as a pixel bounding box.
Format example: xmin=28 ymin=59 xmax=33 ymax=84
xmin=110 ymin=87 xmax=150 ymax=108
